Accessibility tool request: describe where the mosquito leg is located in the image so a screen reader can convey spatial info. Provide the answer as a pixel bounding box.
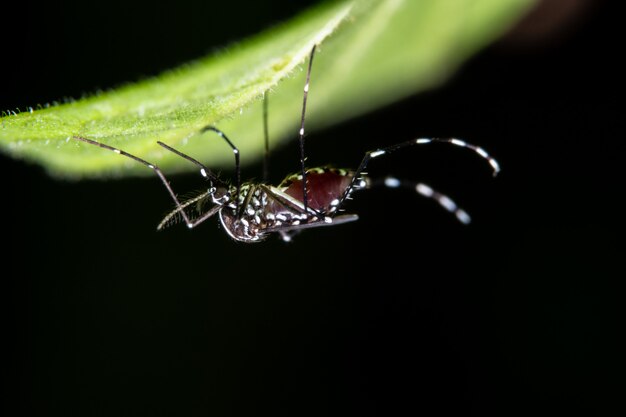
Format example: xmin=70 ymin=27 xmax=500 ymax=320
xmin=371 ymin=176 xmax=472 ymax=224
xmin=415 ymin=137 xmax=500 ymax=176
xmin=198 ymin=126 xmax=241 ymax=212
xmin=156 ymin=141 xmax=221 ymax=184
xmin=73 ymin=136 xmax=214 ymax=229
xmin=298 ymin=45 xmax=317 ymax=215
xmin=338 ymin=137 xmax=500 ymax=208
xmin=262 ymin=91 xmax=270 ymax=183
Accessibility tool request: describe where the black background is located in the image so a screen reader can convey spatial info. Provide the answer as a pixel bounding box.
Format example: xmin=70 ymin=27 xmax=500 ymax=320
xmin=2 ymin=1 xmax=622 ymax=416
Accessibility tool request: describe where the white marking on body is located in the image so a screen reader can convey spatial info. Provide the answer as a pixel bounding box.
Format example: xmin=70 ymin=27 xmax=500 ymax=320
xmin=233 ymin=149 xmax=239 ymax=154
xmin=324 ymin=216 xmax=332 ymax=224
xmin=299 ymin=128 xmax=305 ymax=136
xmin=370 ymin=150 xmax=385 ymax=158
xmin=476 ymin=147 xmax=488 ymax=158
xmin=438 ymin=196 xmax=457 ymax=212
xmin=266 ymin=213 xmax=275 ymax=220
xmin=456 ymin=210 xmax=471 ymax=225
xmin=246 ymin=207 xmax=255 ymax=216
xmin=148 ymin=164 xmax=155 ymax=169
xmin=254 ymin=215 xmax=261 ymax=224
xmin=451 ymin=138 xmax=466 ymax=147
xmin=276 ymin=214 xmax=287 ymax=221
xmin=416 ymin=138 xmax=431 ymax=144
xmin=113 ymin=149 xmax=121 ymax=154
xmin=241 ymin=218 xmax=249 ymax=227
xmin=187 ymin=223 xmax=193 ymax=229
xmin=200 ymin=168 xmax=207 ymax=177
xmin=489 ymin=159 xmax=501 ymax=175
xmin=384 ymin=177 xmax=401 ymax=188
xmin=292 ymin=220 xmax=300 ymax=226
xmin=330 ymin=199 xmax=340 ymax=206
xmin=304 ymin=83 xmax=309 ymax=93
xmin=416 ymin=183 xmax=433 ymax=197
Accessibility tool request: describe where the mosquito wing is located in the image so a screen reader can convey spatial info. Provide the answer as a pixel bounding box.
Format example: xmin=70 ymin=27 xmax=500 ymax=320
xmin=262 ymin=214 xmax=358 ymax=234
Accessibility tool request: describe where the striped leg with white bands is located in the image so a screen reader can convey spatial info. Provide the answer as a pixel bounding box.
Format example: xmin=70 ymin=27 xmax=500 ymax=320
xmin=338 ymin=136 xmax=499 ymax=210
xmin=414 ymin=137 xmax=500 ymax=176
xmin=382 ymin=176 xmax=471 ymax=224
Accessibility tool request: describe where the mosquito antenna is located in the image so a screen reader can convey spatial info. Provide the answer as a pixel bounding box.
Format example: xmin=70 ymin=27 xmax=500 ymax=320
xmin=157 ymin=190 xmax=213 ymax=230
xmin=262 ymin=91 xmax=270 ymax=183
xmin=298 ymin=45 xmax=316 ymax=213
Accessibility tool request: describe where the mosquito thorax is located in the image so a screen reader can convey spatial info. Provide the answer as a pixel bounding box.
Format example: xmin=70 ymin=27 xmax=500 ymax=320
xmin=218 ymin=183 xmax=270 ymax=242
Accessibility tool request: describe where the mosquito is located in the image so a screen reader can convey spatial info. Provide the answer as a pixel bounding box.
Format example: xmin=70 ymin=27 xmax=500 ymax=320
xmin=74 ymin=45 xmax=500 ymax=243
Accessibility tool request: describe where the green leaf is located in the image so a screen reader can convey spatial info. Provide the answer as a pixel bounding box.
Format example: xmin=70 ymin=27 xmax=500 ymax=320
xmin=0 ymin=0 xmax=535 ymax=178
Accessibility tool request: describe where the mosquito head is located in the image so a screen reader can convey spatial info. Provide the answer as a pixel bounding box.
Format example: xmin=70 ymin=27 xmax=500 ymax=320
xmin=209 ymin=184 xmax=231 ymax=206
